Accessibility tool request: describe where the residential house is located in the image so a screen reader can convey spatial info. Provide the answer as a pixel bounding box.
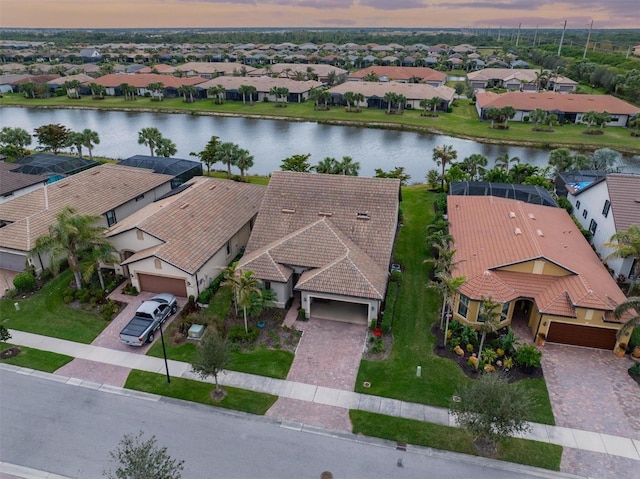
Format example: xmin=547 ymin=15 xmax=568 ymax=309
xmin=0 ymin=162 xmax=48 ymax=204
xmin=92 ymin=73 xmax=206 ymax=97
xmin=237 ymin=171 xmax=401 ymax=326
xmin=566 ymin=173 xmax=640 ymax=281
xmin=348 ymin=66 xmax=446 ymax=87
xmin=106 ymin=177 xmax=265 ymax=298
xmin=0 ymin=165 xmax=173 ymax=272
xmin=118 ymin=156 xmax=202 ymax=189
xmin=468 ymin=68 xmax=539 ymax=91
xmin=448 ymin=196 xmax=627 ymax=350
xmin=555 ymin=170 xmax=607 ymax=198
xmin=249 ymin=63 xmax=348 ymax=84
xmin=11 ymin=153 xmax=98 ymax=182
xmin=197 ymin=76 xmax=323 ymax=103
xmin=475 ymin=91 xmax=640 ymax=126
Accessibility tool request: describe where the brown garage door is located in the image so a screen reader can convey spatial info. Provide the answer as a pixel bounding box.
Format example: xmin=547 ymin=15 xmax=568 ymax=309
xmin=547 ymin=322 xmax=617 ymax=349
xmin=138 ymin=273 xmax=187 ymax=298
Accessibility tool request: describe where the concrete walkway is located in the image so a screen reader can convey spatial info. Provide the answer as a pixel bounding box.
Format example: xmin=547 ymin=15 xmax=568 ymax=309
xmin=6 ymin=329 xmax=640 ymax=464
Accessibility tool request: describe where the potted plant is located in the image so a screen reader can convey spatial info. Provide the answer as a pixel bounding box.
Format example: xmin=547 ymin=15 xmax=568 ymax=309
xmin=537 ymin=333 xmax=546 ymax=347
xmin=616 ymin=343 xmax=627 ymax=358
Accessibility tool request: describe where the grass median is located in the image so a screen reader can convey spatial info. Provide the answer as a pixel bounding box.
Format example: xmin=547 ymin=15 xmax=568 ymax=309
xmin=0 ymin=344 xmax=73 ymax=372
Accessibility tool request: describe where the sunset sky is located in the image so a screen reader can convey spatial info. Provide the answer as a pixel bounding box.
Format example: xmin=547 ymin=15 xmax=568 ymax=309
xmin=1 ymin=0 xmax=636 ymax=30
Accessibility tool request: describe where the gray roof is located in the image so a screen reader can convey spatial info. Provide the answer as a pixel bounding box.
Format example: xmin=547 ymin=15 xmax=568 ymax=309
xmin=0 ymin=162 xmax=47 ymax=196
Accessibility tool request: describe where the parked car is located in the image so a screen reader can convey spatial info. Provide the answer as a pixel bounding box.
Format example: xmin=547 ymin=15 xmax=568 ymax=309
xmin=119 ymin=293 xmax=178 ymax=346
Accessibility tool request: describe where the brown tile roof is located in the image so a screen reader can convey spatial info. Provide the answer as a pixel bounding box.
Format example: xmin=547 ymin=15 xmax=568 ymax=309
xmin=0 ymin=162 xmax=47 ymax=196
xmin=109 ymin=177 xmax=265 ymax=274
xmin=348 ymin=66 xmax=446 ymax=82
xmin=329 ymin=81 xmax=455 ymax=102
xmin=468 ymin=68 xmax=538 ymax=83
xmin=197 ymin=76 xmax=323 ymax=94
xmin=249 ymin=63 xmax=347 ymax=78
xmin=179 ymin=62 xmax=255 ymax=75
xmin=93 ymin=73 xmax=207 ymax=88
xmin=476 ymin=91 xmax=640 ymax=115
xmin=603 ymin=174 xmax=640 ymax=232
xmin=448 ymin=196 xmax=627 ymax=319
xmin=0 ymin=164 xmax=173 ymax=252
xmin=239 ymin=172 xmax=400 ymax=300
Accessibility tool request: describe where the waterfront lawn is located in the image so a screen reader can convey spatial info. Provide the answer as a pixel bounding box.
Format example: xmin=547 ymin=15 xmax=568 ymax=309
xmin=355 ymin=186 xmax=555 ymax=425
xmin=0 ymin=270 xmax=109 ymax=343
xmin=125 ymin=369 xmax=277 ymax=415
xmin=350 ymin=411 xmax=562 ymax=471
xmin=0 ymin=344 xmax=73 ymax=372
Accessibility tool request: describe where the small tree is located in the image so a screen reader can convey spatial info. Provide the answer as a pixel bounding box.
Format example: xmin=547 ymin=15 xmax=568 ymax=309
xmin=450 ymin=373 xmax=535 ymax=454
xmin=104 ymin=431 xmax=184 ymax=479
xmin=191 ymin=332 xmax=232 ymax=396
xmin=0 ymin=325 xmax=11 ymax=344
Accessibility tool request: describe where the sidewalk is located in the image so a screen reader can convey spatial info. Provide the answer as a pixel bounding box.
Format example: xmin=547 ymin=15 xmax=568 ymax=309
xmin=6 ymin=329 xmax=640 ymax=463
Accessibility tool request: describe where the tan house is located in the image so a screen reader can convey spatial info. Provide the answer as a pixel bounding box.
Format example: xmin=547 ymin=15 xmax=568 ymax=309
xmin=238 ymin=171 xmax=401 ymax=326
xmin=448 ymin=196 xmax=628 ymax=350
xmin=93 ymin=73 xmax=206 ymax=96
xmin=197 ymin=76 xmax=323 ymax=103
xmin=0 ymin=165 xmax=173 ymax=272
xmin=249 ymin=63 xmax=348 ymax=84
xmin=106 ymin=177 xmax=265 ymax=298
xmin=348 ymin=66 xmax=447 ymax=87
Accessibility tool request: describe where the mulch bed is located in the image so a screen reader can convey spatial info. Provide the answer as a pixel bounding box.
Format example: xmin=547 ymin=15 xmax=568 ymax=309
xmin=431 ymin=324 xmax=543 ymax=383
xmin=362 ymin=330 xmax=394 ymax=361
xmin=223 ymin=308 xmax=302 ymax=353
xmin=1 ymin=346 xmax=21 ymax=360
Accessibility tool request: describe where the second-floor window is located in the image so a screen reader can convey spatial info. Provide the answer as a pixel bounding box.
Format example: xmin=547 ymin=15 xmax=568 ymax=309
xmin=105 ymin=209 xmax=117 ymax=226
xmin=589 ymin=219 xmax=598 ymax=235
xmin=582 ymin=209 xmax=588 ymax=219
xmin=602 ymin=200 xmax=611 ymax=218
xmin=575 ymin=200 xmax=581 ymax=210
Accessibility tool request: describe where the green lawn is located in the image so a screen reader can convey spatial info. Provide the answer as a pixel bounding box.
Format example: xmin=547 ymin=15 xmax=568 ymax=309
xmin=350 ymin=410 xmax=562 ymax=471
xmin=3 ymin=93 xmax=638 ymax=154
xmin=0 ymin=270 xmax=110 ymax=343
xmin=0 ymin=344 xmax=73 ymax=372
xmin=355 ymin=186 xmax=555 ymax=425
xmin=125 ymin=369 xmax=277 ymax=415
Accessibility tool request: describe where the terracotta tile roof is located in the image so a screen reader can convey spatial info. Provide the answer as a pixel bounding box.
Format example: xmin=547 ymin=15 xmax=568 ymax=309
xmin=197 ymin=76 xmax=323 ymax=94
xmin=0 ymin=162 xmax=47 ymax=196
xmin=476 ymin=91 xmax=640 ymax=115
xmin=239 ymin=172 xmax=400 ymax=300
xmin=348 ymin=66 xmax=446 ymax=82
xmin=329 ymin=81 xmax=455 ymax=102
xmin=603 ymin=174 xmax=640 ymax=232
xmin=93 ymin=73 xmax=207 ymax=88
xmin=449 ymin=196 xmax=627 ymax=320
xmin=108 ymin=177 xmax=265 ymax=274
xmin=0 ymin=164 xmax=173 ymax=252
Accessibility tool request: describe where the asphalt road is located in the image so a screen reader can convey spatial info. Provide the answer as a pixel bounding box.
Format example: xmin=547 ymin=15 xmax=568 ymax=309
xmin=0 ymin=369 xmax=573 ymax=479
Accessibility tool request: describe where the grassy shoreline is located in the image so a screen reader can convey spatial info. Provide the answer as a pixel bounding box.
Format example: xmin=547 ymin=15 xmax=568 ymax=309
xmin=2 ymin=94 xmax=639 ymax=154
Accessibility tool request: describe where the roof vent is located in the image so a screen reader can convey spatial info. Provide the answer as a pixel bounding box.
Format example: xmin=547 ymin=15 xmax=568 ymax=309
xmin=281 ymin=208 xmax=295 ymax=214
xmin=509 ymin=211 xmax=516 ymax=218
xmin=318 ymin=211 xmax=332 ymax=217
xmin=514 ymin=227 xmax=522 ymax=235
xmin=91 ymin=170 xmax=100 ymax=175
xmin=58 ymin=183 xmax=69 ymax=188
xmin=536 ymin=229 xmax=544 ymax=237
xmin=528 ymin=213 xmax=536 ymax=220
xmin=179 ymin=203 xmax=190 ymax=210
xmin=357 ymin=212 xmax=370 ymax=220
xmin=208 ymin=184 xmax=216 ymax=190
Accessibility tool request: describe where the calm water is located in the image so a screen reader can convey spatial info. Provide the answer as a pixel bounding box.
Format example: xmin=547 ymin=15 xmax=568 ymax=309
xmin=2 ymin=107 xmax=637 ymax=180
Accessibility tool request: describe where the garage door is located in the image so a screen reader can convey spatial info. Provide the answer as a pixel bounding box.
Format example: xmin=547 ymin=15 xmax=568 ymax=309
xmin=309 ymin=297 xmax=368 ymax=325
xmin=547 ymin=322 xmax=617 ymax=349
xmin=138 ymin=273 xmax=187 ymax=298
xmin=0 ymin=252 xmax=26 ymax=271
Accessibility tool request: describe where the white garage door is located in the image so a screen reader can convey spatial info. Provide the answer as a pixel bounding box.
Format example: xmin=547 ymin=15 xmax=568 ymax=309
xmin=0 ymin=252 xmax=26 ymax=272
xmin=309 ymin=297 xmax=369 ymax=325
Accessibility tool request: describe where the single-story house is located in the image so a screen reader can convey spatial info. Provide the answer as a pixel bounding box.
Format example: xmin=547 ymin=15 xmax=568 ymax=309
xmin=197 ymin=76 xmax=323 ymax=103
xmin=0 ymin=162 xmax=48 ymax=204
xmin=566 ymin=173 xmax=640 ymax=281
xmin=448 ymin=196 xmax=628 ymax=351
xmin=106 ymin=177 xmax=265 ymax=298
xmin=0 ymin=164 xmax=173 ymax=272
xmin=92 ymin=73 xmax=207 ymax=97
xmin=237 ymin=171 xmax=401 ymax=326
xmin=248 ymin=63 xmax=348 ymax=84
xmin=118 ymin=155 xmax=202 ymax=189
xmin=328 ymin=80 xmax=455 ymax=111
xmin=475 ymin=91 xmax=640 ymax=127
xmin=467 ymin=68 xmax=577 ymax=92
xmin=347 ymin=66 xmax=446 ymax=87
xmin=171 ymin=62 xmax=256 ymax=79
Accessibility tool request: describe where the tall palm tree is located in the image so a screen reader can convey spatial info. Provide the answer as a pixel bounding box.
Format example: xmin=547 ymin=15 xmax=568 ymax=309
xmin=190 ymin=135 xmax=220 ymax=175
xmin=432 ymin=144 xmax=457 ymax=191
xmin=629 ymin=114 xmax=640 ymax=137
xmin=138 ymin=127 xmax=162 ymax=156
xmin=343 ymin=91 xmax=355 ymax=111
xmin=226 ymin=270 xmax=262 ymax=333
xmin=460 ymin=153 xmax=488 ymax=180
xmin=337 ymin=156 xmax=360 ymax=176
xmin=81 ymin=129 xmax=100 ymax=161
xmin=66 ymin=132 xmax=85 ymax=158
xmin=235 ymin=147 xmax=254 ymax=181
xmin=208 ymin=84 xmax=225 ymax=104
xmin=428 ymin=271 xmax=466 ymax=344
xmin=529 ymin=108 xmax=547 ymax=130
xmin=604 ymin=225 xmax=640 ymax=285
xmin=33 ymin=206 xmax=110 ymax=290
xmin=215 ymin=141 xmax=241 ymax=179
xmin=613 ymin=297 xmax=640 ymax=344
xmin=81 ymin=242 xmax=116 ymax=291
xmin=494 ymin=153 xmax=520 ymax=174
xmin=477 ymin=296 xmax=501 ymax=365
xmin=155 ymin=137 xmax=177 ymax=158
xmin=314 ymin=157 xmax=338 ymax=174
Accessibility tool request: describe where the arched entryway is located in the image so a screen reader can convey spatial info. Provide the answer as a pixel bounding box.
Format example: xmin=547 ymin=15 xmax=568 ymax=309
xmin=511 ymin=298 xmax=537 ymax=340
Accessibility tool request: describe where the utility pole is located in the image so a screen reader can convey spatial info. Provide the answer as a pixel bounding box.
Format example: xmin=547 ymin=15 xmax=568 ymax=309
xmin=533 ymin=25 xmax=538 ymax=47
xmin=583 ymin=20 xmax=593 ymax=59
xmin=497 ymin=25 xmax=501 ymax=41
xmin=557 ymin=20 xmax=567 ymax=56
xmin=515 ymin=23 xmax=522 ymax=47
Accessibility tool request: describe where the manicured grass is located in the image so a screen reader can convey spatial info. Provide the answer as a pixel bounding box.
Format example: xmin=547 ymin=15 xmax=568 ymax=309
xmin=350 ymin=410 xmax=562 ymax=471
xmin=3 ymin=93 xmax=638 ymax=153
xmin=0 ymin=270 xmax=110 ymax=343
xmin=125 ymin=369 xmax=277 ymax=415
xmin=0 ymin=344 xmax=73 ymax=372
xmin=355 ymin=186 xmax=555 ymax=425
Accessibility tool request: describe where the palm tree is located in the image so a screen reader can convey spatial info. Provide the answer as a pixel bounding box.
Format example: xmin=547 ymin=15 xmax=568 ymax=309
xmin=629 ymin=114 xmax=640 ymax=137
xmin=428 ymin=271 xmax=466 ymax=344
xmin=383 ymin=92 xmax=397 ymax=113
xmin=582 ymin=110 xmax=598 ymax=130
xmin=138 ymin=127 xmax=162 ymax=156
xmin=613 ymin=297 xmax=640 ymax=345
xmin=432 ymin=145 xmax=457 ymax=191
xmin=529 ymin=108 xmax=547 ymax=130
xmin=33 ymin=206 xmax=111 ymax=290
xmin=88 ymin=82 xmax=105 ymax=99
xmin=155 ymin=137 xmax=177 ymax=158
xmin=500 ymin=106 xmax=516 ymax=129
xmin=147 ymin=82 xmax=164 ymax=101
xmin=66 ymin=132 xmax=84 ymax=158
xmin=233 ymin=270 xmax=262 ymax=333
xmin=485 ymin=107 xmax=501 ymax=129
xmin=190 ymin=135 xmax=220 ymax=175
xmin=419 ymin=98 xmax=430 ymax=116
xmin=314 ymin=157 xmax=338 ymax=174
xmin=208 ymin=84 xmax=226 ymax=104
xmin=19 ymin=81 xmax=37 ymax=99
xmin=343 ymin=91 xmax=355 ymax=111
xmin=337 ymin=156 xmax=360 ymax=176
xmin=427 ymin=96 xmax=440 ymax=115
xmin=215 ymin=141 xmax=241 ymax=179
xmin=80 ymin=129 xmax=100 ymax=161
xmin=81 ymin=242 xmax=116 ymax=291
xmin=494 ymin=153 xmax=520 ymax=173
xmin=63 ymin=80 xmax=82 ymax=99
xmin=235 ymin=147 xmax=254 ymax=181
xmin=604 ymin=225 xmax=640 ymax=285
xmin=238 ymin=85 xmax=255 ymax=105
xmin=460 ymin=153 xmax=488 ymax=180
xmin=477 ymin=296 xmax=501 ymax=365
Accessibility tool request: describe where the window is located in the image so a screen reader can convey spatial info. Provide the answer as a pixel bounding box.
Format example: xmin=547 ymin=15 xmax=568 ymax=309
xmin=135 ymin=194 xmax=145 ymax=202
xmin=575 ymin=200 xmax=580 ymax=210
xmin=457 ymin=294 xmax=469 ymax=318
xmin=589 ymin=219 xmax=597 ymax=235
xmin=264 ymin=281 xmax=271 ymax=290
xmin=501 ymin=302 xmax=510 ymax=321
xmin=582 ymin=209 xmax=588 ymax=219
xmin=105 ymin=209 xmax=117 ymax=226
xmin=602 ymin=200 xmax=611 ymax=218
xmin=226 ymin=240 xmax=231 ymax=256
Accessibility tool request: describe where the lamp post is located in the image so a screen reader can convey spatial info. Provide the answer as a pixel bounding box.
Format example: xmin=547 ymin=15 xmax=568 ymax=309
xmin=159 ymin=324 xmax=170 ymax=383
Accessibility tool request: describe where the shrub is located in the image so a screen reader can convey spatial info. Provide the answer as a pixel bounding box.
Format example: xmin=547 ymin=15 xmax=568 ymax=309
xmin=515 ymin=344 xmax=542 ymax=369
xmin=523 ymin=116 xmax=530 ymax=123
xmin=556 ymin=196 xmax=573 ymax=214
xmin=0 ymin=324 xmax=11 ymax=343
xmin=381 ymin=281 xmax=398 ymax=334
xmin=75 ymin=288 xmax=91 ymax=304
xmin=628 ymin=327 xmax=640 ymax=350
xmin=197 ymin=288 xmax=213 ymax=304
xmin=390 ymin=270 xmax=402 ymax=284
xmin=480 ymin=347 xmax=498 ymax=366
xmin=99 ymin=300 xmax=120 ymax=321
xmin=629 ymin=362 xmax=640 ymax=377
xmin=13 ymin=272 xmax=36 ymax=292
xmin=63 ymin=295 xmax=74 ymax=304
xmin=227 ymin=325 xmax=260 ymax=343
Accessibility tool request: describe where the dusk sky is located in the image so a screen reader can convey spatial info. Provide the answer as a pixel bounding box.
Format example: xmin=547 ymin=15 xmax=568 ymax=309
xmin=1 ymin=0 xmax=637 ymax=29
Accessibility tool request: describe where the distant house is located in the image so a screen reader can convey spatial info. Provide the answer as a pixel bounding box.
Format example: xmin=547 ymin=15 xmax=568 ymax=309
xmin=92 ymin=73 xmax=206 ymax=97
xmin=12 ymin=153 xmax=98 ymax=182
xmin=79 ymin=48 xmax=101 ymax=62
xmin=248 ymin=63 xmax=348 ymax=84
xmin=0 ymin=162 xmax=47 ymax=204
xmin=106 ymin=177 xmax=265 ymax=298
xmin=238 ymin=171 xmax=401 ymax=326
xmin=197 ymin=76 xmax=323 ymax=103
xmin=566 ymin=173 xmax=640 ymax=280
xmin=348 ymin=66 xmax=446 ymax=87
xmin=475 ymin=91 xmax=640 ymax=126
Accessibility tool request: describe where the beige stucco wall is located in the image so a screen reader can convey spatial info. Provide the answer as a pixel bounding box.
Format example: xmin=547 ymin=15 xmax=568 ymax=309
xmin=498 ymin=259 xmax=570 ymax=276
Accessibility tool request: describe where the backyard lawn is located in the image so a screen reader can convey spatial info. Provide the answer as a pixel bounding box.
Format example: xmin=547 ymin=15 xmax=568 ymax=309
xmin=0 ymin=270 xmax=110 ymax=343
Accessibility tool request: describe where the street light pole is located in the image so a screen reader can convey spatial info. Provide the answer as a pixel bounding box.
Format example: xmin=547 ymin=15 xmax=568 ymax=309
xmin=159 ymin=324 xmax=171 ymax=383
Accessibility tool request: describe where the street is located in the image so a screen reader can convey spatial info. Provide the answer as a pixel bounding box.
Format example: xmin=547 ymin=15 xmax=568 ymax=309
xmin=0 ymin=369 xmax=572 ymax=479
